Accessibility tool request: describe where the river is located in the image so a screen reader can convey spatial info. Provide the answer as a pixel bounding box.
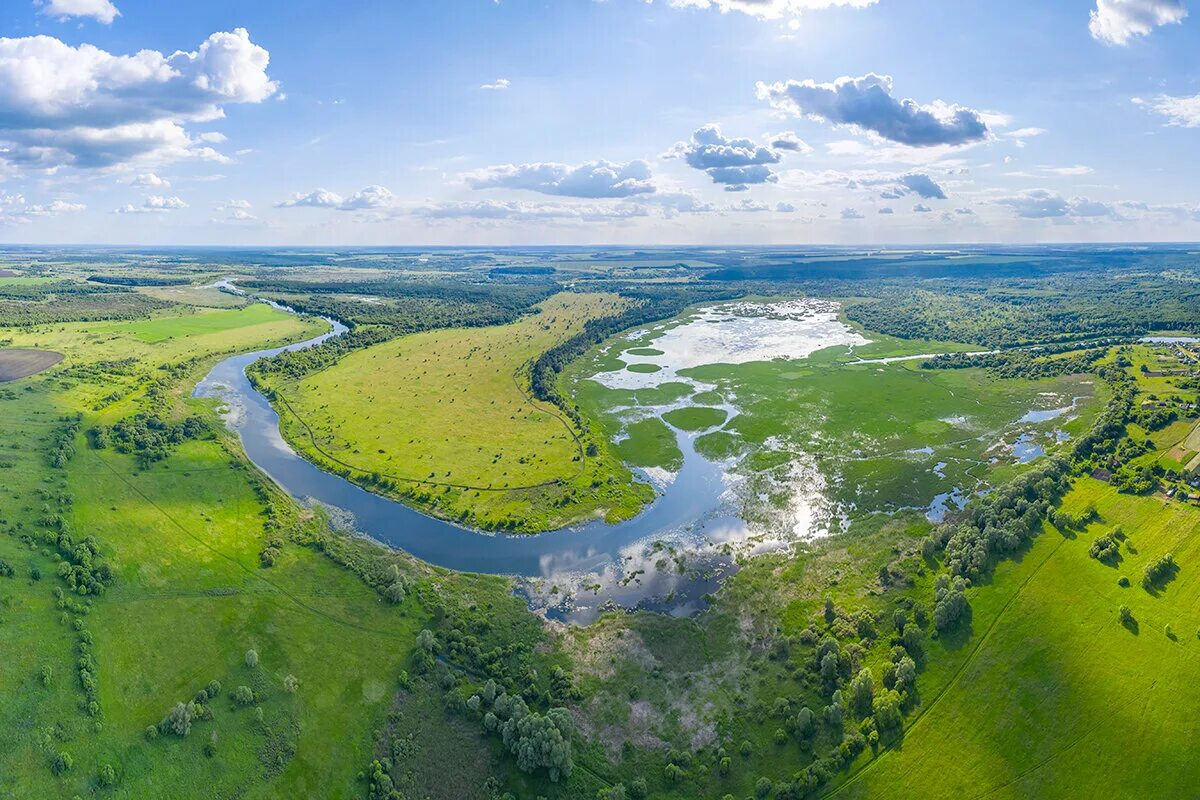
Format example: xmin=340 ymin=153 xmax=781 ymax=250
xmin=193 ymin=305 xmax=745 ymax=621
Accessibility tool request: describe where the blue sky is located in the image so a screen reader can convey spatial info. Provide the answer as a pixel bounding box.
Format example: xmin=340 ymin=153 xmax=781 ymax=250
xmin=1 ymin=0 xmax=1198 ymax=245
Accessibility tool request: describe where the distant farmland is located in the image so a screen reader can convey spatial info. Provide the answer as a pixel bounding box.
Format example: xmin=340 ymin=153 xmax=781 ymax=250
xmin=0 ymin=348 xmax=63 ymax=381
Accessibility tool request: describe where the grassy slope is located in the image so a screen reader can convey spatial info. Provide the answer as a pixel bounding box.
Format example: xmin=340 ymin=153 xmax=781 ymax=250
xmin=268 ymin=292 xmax=653 ymax=531
xmin=828 ymin=478 xmax=1200 ymax=799
xmin=0 ymin=306 xmax=508 ymax=799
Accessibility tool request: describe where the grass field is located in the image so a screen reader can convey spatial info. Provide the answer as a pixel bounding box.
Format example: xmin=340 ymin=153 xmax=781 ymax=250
xmin=91 ymin=303 xmax=301 ymax=344
xmin=137 ymin=284 xmax=248 ymax=309
xmin=0 ymin=302 xmax=534 ymax=799
xmin=263 ymin=292 xmax=654 ymax=531
xmin=827 ymin=478 xmax=1200 ymax=799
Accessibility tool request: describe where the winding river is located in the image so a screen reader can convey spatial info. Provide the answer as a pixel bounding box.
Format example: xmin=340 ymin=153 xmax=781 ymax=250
xmin=193 ymin=308 xmax=742 ymax=616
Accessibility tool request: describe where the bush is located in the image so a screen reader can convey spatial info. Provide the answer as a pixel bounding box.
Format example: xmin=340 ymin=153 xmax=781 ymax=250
xmin=755 ymin=777 xmax=772 ymax=797
xmin=245 ymin=649 xmax=259 ymax=668
xmin=1143 ymin=553 xmax=1177 ymax=589
xmin=160 ymin=702 xmax=194 ymax=736
xmin=283 ymin=674 xmax=299 ymax=694
xmin=232 ymin=685 xmax=255 ymax=706
xmin=50 ymin=751 xmax=72 ymax=776
xmin=97 ymin=763 xmax=116 ymax=787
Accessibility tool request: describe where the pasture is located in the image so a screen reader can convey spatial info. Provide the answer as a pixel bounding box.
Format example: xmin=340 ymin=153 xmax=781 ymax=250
xmin=266 ymin=292 xmax=654 ymax=531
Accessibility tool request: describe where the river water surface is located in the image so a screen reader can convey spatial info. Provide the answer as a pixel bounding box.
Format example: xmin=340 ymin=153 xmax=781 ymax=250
xmin=193 ymin=309 xmax=751 ymax=621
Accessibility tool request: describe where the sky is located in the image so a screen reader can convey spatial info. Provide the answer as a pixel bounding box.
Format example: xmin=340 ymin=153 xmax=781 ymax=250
xmin=0 ymin=0 xmax=1198 ymax=246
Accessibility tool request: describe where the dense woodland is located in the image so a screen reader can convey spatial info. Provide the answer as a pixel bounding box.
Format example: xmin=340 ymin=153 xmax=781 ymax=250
xmin=0 ymin=281 xmax=171 ymax=326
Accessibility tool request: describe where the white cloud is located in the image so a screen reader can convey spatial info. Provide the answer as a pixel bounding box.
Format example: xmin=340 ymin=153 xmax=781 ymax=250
xmin=912 ymin=203 xmax=932 ymax=213
xmin=0 ymin=193 xmax=86 ymax=223
xmin=464 ymin=160 xmax=655 ymax=198
xmin=995 ymin=189 xmax=1120 ymax=219
xmin=1089 ymin=0 xmax=1187 ymax=45
xmin=660 ymin=0 xmax=878 ymax=20
xmin=1041 ymin=165 xmax=1094 ymax=176
xmin=0 ymin=28 xmax=278 ymax=170
xmin=480 ymin=78 xmax=511 ymax=90
xmin=666 ymin=125 xmax=792 ymax=190
xmin=276 ymin=188 xmax=344 ymax=208
xmin=412 ymin=199 xmax=651 ymax=222
xmin=114 ymin=194 xmax=187 ymax=213
xmin=35 ymin=0 xmax=120 ymax=24
xmin=276 ymin=185 xmax=396 ymax=211
xmin=877 ymin=207 xmax=894 ymax=214
xmin=756 ymin=73 xmax=990 ymax=147
xmin=130 ymin=172 xmax=169 ymax=187
xmin=840 ymin=207 xmax=864 ymax=219
xmin=1134 ymin=93 xmax=1200 ymax=127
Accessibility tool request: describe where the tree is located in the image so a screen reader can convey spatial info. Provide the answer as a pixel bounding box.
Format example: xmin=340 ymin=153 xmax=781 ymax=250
xmin=245 ymin=649 xmax=259 ymax=668
xmin=756 ymin=777 xmax=772 ymax=797
xmin=416 ymin=629 xmax=437 ymax=652
xmin=849 ymin=668 xmax=874 ymax=717
xmin=1119 ymin=605 xmax=1134 ymax=625
xmin=794 ymin=706 xmax=816 ymax=741
xmin=51 ymin=751 xmax=72 ymax=776
xmin=824 ymin=596 xmax=836 ymax=625
xmin=873 ymin=689 xmax=903 ymax=730
xmin=283 ymin=674 xmax=300 ymax=694
xmin=233 ymin=685 xmax=255 ymax=706
xmin=894 ymin=656 xmax=917 ymax=692
xmin=98 ymin=763 xmax=116 ymax=787
xmin=161 ymin=702 xmax=193 ymax=737
xmin=385 ymin=580 xmax=405 ymax=604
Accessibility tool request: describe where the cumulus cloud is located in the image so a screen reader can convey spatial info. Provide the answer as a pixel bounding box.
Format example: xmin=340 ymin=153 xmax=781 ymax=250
xmin=1134 ymin=93 xmax=1200 ymax=127
xmin=0 ymin=28 xmax=278 ymax=170
xmin=480 ymin=78 xmax=511 ymax=90
xmin=659 ymin=0 xmax=879 ymax=20
xmin=464 ymin=160 xmax=655 ymax=198
xmin=912 ymin=203 xmax=932 ymax=213
xmin=130 ymin=172 xmax=169 ymax=187
xmin=0 ymin=193 xmax=85 ymax=223
xmin=877 ymin=207 xmax=893 ymax=214
xmin=792 ymin=168 xmax=947 ymax=200
xmin=768 ymin=131 xmax=812 ymax=153
xmin=36 ymin=0 xmax=120 ymax=24
xmin=666 ymin=125 xmax=798 ymax=190
xmin=114 ymin=194 xmax=187 ymax=213
xmin=995 ymin=189 xmax=1120 ymax=219
xmin=1089 ymin=0 xmax=1187 ymax=45
xmin=276 ymin=185 xmax=395 ymax=211
xmin=756 ymin=73 xmax=990 ymax=147
xmin=840 ymin=207 xmax=864 ymax=219
xmin=412 ymin=199 xmax=651 ymax=222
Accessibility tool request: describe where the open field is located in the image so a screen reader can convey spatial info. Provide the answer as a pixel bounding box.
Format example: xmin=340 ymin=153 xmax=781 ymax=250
xmin=137 ymin=284 xmax=248 ymax=309
xmin=828 ymin=478 xmax=1200 ymax=799
xmin=0 ymin=303 xmax=539 ymax=799
xmin=0 ymin=348 xmax=63 ymax=381
xmin=264 ymin=292 xmax=654 ymax=531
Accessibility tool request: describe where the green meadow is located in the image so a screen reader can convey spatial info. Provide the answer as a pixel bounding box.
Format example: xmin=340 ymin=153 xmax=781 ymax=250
xmin=259 ymin=292 xmax=654 ymax=531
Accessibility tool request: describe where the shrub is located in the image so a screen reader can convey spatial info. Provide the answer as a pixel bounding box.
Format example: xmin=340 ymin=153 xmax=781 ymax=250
xmin=50 ymin=751 xmax=72 ymax=776
xmin=283 ymin=674 xmax=299 ymax=694
xmin=97 ymin=763 xmax=116 ymax=787
xmin=245 ymin=649 xmax=259 ymax=668
xmin=232 ymin=685 xmax=255 ymax=706
xmin=755 ymin=777 xmax=772 ymax=797
xmin=160 ymin=702 xmax=194 ymax=736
